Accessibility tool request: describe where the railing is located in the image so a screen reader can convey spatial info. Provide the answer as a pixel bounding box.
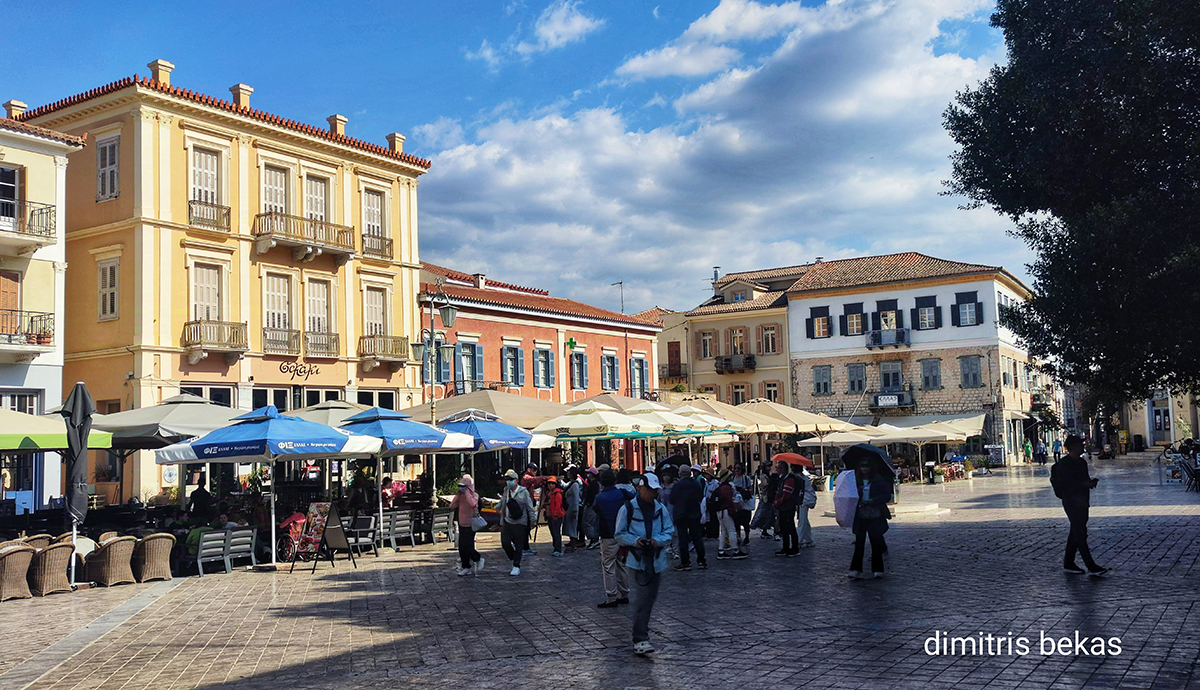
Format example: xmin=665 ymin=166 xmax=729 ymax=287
xmin=182 ymin=320 xmax=249 ymax=350
xmin=447 ymin=379 xmax=508 ymax=396
xmin=362 ymin=234 xmax=393 ymax=260
xmin=659 ymin=363 xmax=688 ymax=379
xmin=715 ymin=354 xmax=756 ymax=373
xmin=0 ymin=200 xmax=55 ymax=239
xmin=358 ymin=334 xmax=410 ymax=360
xmin=262 ymin=328 xmax=301 ymax=355
xmin=253 ymin=211 xmax=355 ymax=253
xmin=188 ymin=200 xmax=231 ymax=232
xmin=305 ymin=331 xmax=340 ymax=358
xmin=0 ymin=309 xmax=54 ymax=346
xmin=866 ymin=328 xmax=909 ymax=348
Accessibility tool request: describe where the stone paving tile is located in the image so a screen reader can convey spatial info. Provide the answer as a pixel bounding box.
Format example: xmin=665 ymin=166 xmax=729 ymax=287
xmin=2 ymin=455 xmax=1198 ymax=689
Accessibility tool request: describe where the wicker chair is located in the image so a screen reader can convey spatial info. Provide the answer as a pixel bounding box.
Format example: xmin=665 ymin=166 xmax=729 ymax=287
xmin=27 ymin=542 xmax=74 ymax=596
xmin=0 ymin=545 xmax=35 ymax=601
xmin=97 ymin=531 xmax=119 ymax=544
xmin=0 ymin=540 xmax=25 ymax=551
xmin=132 ymin=534 xmax=175 ymax=583
xmin=23 ymin=534 xmax=53 ymax=551
xmin=85 ymin=536 xmax=137 ymax=587
xmin=52 ymin=533 xmax=74 ymax=544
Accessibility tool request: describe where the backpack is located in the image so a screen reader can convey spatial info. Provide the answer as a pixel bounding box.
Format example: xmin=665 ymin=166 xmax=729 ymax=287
xmin=1049 ymin=463 xmax=1064 ymax=499
xmin=505 ymin=487 xmax=526 ymax=521
xmin=802 ymin=476 xmax=817 ymax=509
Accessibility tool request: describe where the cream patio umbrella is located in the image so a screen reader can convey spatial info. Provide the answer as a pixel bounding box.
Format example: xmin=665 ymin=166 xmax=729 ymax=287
xmin=623 ymin=401 xmax=711 ymax=466
xmin=674 ymin=398 xmax=790 ymax=471
xmin=738 ymin=399 xmax=860 ymax=474
xmin=398 ymin=389 xmax=570 ymax=430
xmin=532 ymin=401 xmax=665 ymax=440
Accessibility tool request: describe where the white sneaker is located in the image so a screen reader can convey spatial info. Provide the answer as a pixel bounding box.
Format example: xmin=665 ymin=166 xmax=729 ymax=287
xmin=633 ymin=640 xmax=655 ymax=655
xmin=873 ymin=571 xmax=884 ymax=579
xmin=456 ymin=567 xmax=471 ymax=576
xmin=848 ymin=570 xmax=863 ymax=579
xmin=510 ymin=566 xmax=520 ymax=576
xmin=474 ymin=556 xmax=485 ymax=574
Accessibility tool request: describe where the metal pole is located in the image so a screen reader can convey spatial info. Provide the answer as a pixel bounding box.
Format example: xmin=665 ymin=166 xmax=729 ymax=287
xmin=269 ymin=462 xmax=277 ymax=566
xmin=69 ymin=522 xmax=77 ymax=586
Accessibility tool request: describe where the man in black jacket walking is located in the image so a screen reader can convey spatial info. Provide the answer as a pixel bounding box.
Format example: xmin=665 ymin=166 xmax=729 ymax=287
xmin=1050 ymin=435 xmax=1108 ymax=576
xmin=669 ymin=465 xmax=707 ymax=571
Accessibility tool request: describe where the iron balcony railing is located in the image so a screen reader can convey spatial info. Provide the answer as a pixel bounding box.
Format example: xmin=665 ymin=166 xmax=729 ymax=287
xmin=362 ymin=234 xmax=393 ymax=260
xmin=262 ymin=328 xmax=301 ymax=355
xmin=659 ymin=363 xmax=688 ymax=379
xmin=182 ymin=320 xmax=249 ymax=351
xmin=0 ymin=199 xmax=55 ymax=239
xmin=305 ymin=331 xmax=340 ymax=358
xmin=866 ymin=328 xmax=910 ymax=349
xmin=0 ymin=309 xmax=54 ymax=346
xmin=358 ymin=334 xmax=409 ymax=361
xmin=714 ymin=354 xmax=756 ymax=373
xmin=188 ymin=200 xmax=231 ymax=232
xmin=253 ymin=211 xmax=356 ymax=253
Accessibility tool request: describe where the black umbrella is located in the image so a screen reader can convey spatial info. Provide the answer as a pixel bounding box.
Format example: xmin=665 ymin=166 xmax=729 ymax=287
xmin=840 ymin=443 xmax=896 ymax=479
xmin=60 ymin=382 xmax=96 ymax=534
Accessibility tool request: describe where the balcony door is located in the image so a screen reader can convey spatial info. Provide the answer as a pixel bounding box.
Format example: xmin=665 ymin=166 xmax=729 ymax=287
xmin=667 ymin=341 xmax=680 ymax=376
xmin=364 ymin=287 xmax=386 ymax=336
xmin=0 ymin=167 xmax=16 ymax=232
xmin=304 ymin=176 xmax=328 ymax=221
xmin=262 ymin=166 xmax=288 ymax=214
xmin=264 ymin=274 xmax=291 ymax=330
xmin=191 ymin=149 xmax=218 ymax=203
xmin=0 ymin=271 xmax=18 ymax=334
xmin=192 ymin=263 xmax=221 ymax=321
xmin=307 ymin=280 xmax=330 ymax=333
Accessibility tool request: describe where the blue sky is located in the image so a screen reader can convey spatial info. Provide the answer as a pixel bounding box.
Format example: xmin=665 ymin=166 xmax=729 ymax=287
xmin=2 ymin=0 xmax=1018 ymax=313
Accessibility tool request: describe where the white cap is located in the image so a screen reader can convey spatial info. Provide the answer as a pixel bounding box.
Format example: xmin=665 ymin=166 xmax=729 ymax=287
xmin=642 ymin=473 xmax=661 ymax=490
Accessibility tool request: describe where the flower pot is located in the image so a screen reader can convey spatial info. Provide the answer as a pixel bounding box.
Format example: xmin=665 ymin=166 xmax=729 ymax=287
xmin=933 ymin=475 xmax=945 ymax=483
xmin=36 ymin=334 xmax=50 ymax=345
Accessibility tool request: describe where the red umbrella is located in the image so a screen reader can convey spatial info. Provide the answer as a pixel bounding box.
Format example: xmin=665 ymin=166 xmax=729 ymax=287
xmin=771 ymin=452 xmax=813 ymax=468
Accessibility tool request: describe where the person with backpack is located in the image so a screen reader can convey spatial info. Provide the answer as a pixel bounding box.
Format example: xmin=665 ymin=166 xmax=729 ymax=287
xmin=773 ymin=459 xmax=803 ymax=556
xmin=562 ymin=467 xmax=583 ymax=550
xmin=542 ymin=476 xmax=567 ymax=557
xmin=448 ymin=474 xmax=485 ymax=576
xmin=593 ymin=469 xmax=634 ymax=608
xmin=731 ymin=464 xmax=755 ymax=546
xmin=669 ymin=464 xmax=707 ymax=571
xmin=849 ymin=459 xmax=893 ymax=579
xmin=714 ymin=469 xmax=747 ymax=560
xmin=581 ymin=467 xmax=601 ymax=549
xmin=1050 ymin=435 xmax=1107 ymax=576
xmin=500 ymin=469 xmax=536 ymax=576
xmin=615 ymin=472 xmax=675 ymax=656
xmin=797 ymin=467 xmax=817 ymax=549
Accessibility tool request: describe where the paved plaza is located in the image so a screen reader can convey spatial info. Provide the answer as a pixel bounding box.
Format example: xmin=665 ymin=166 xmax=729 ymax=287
xmin=2 ymin=456 xmax=1199 ymax=690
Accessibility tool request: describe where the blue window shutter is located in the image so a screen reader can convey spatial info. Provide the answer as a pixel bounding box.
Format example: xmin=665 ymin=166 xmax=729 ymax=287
xmin=501 ymin=347 xmax=510 ymax=384
xmin=548 ymin=350 xmax=556 ymax=388
xmin=642 ymin=359 xmax=650 ymax=392
xmin=614 ymin=356 xmax=620 ymax=392
xmin=424 ymin=345 xmax=434 ymax=383
xmin=517 ymin=348 xmax=526 ymax=386
xmin=453 ymin=343 xmax=464 ymax=394
xmin=583 ymin=353 xmax=590 ymax=389
xmin=474 ymin=345 xmax=484 ymax=386
xmin=437 ymin=340 xmax=451 ymax=383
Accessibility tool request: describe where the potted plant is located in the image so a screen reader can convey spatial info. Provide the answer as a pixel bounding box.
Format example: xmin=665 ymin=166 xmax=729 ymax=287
xmin=933 ymin=467 xmax=946 ymax=483
xmin=963 ymin=459 xmax=975 ymax=479
xmin=36 ymin=331 xmax=51 ymax=345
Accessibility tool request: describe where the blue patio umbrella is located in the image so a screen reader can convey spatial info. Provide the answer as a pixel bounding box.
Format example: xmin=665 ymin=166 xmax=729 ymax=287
xmin=437 ymin=408 xmax=550 ymax=451
xmin=156 ymin=406 xmax=383 ymax=565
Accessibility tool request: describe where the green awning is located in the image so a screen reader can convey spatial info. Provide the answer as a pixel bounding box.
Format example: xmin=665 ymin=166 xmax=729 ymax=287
xmin=0 ymin=409 xmax=112 ymax=452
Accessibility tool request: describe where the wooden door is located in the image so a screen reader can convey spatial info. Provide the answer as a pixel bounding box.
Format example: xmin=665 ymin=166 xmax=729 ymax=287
xmin=0 ymin=271 xmax=19 ymax=334
xmin=667 ymin=341 xmax=680 ymax=377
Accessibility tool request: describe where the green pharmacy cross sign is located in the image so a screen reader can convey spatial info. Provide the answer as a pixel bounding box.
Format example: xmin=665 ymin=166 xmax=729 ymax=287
xmin=565 ymin=338 xmax=578 ymax=350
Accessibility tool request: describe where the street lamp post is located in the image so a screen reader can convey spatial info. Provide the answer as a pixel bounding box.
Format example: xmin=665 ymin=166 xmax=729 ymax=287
xmin=412 ymin=279 xmax=457 ymax=490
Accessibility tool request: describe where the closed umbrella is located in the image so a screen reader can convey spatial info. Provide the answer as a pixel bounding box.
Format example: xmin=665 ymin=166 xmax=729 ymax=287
xmin=59 ymin=382 xmax=97 ymax=586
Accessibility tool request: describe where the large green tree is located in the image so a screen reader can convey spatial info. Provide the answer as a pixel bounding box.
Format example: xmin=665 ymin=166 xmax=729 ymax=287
xmin=944 ymin=0 xmax=1200 ymax=409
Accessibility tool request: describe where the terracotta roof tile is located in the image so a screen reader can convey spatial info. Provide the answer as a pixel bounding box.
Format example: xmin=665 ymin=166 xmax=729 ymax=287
xmin=424 ymin=282 xmax=660 ymax=329
xmin=18 ymin=75 xmax=430 ymax=170
xmin=786 ymin=252 xmax=1003 ymax=293
xmin=686 ymin=291 xmax=788 ymax=316
xmin=0 ymin=118 xmax=86 ymax=147
xmin=631 ymin=306 xmax=675 ymax=325
xmin=421 ymin=262 xmax=548 ymax=295
xmin=715 ymin=263 xmax=811 ymax=288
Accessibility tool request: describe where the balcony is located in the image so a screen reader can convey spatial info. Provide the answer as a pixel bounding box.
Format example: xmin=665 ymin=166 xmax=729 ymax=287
xmin=0 ymin=200 xmax=56 ymax=255
xmin=659 ymin=363 xmax=688 ymax=379
xmin=715 ymin=354 xmax=756 ymax=374
xmin=252 ymin=211 xmax=355 ymax=264
xmin=362 ymin=234 xmax=393 ymax=260
xmin=262 ymin=328 xmax=301 ymax=356
xmin=358 ymin=334 xmax=409 ymax=373
xmin=0 ymin=309 xmax=54 ymax=362
xmin=182 ymin=320 xmax=249 ymax=365
xmin=305 ymin=331 xmax=340 ymax=358
xmin=188 ymin=200 xmax=231 ymax=232
xmin=869 ymin=390 xmax=915 ymax=410
xmin=866 ymin=328 xmax=909 ymax=349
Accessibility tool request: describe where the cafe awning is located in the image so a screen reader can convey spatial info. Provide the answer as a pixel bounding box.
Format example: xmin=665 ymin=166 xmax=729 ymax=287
xmin=0 ymin=408 xmax=112 ymax=452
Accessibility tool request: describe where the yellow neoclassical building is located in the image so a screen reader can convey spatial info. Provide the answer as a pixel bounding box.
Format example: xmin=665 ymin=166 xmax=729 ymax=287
xmin=17 ymin=59 xmax=429 ymax=500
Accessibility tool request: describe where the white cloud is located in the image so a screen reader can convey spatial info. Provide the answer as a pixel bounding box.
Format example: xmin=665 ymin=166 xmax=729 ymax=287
xmin=516 ymin=1 xmax=605 ymax=56
xmin=465 ymin=39 xmax=502 ymax=71
xmin=616 ymin=43 xmax=743 ymax=80
xmin=412 ymin=117 xmax=466 ymax=150
xmin=420 ymin=0 xmax=1023 ymax=313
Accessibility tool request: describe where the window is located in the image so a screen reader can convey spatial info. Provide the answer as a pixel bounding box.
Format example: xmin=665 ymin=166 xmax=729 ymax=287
xmin=180 ymin=385 xmax=233 ymax=407
xmin=953 ymin=291 xmax=982 ymax=327
xmin=731 ymin=383 xmax=748 ymax=405
xmin=732 ymin=290 xmax=747 ymax=302
xmin=533 ymin=349 xmax=555 ymax=388
xmin=0 ymin=167 xmax=16 ymax=231
xmin=880 ymin=310 xmax=897 ymax=330
xmin=460 ymin=343 xmax=482 ymax=387
xmin=262 ymin=165 xmax=288 ymax=213
xmin=252 ymin=388 xmax=292 ymax=411
xmin=960 ymin=356 xmax=982 ymax=388
xmin=191 ymin=148 xmax=219 ymax=204
xmin=921 ymin=359 xmax=941 ymax=390
xmin=96 ymin=137 xmax=119 ymax=200
xmin=304 ymin=176 xmax=328 ymax=221
xmin=501 ymin=346 xmax=525 ymax=386
xmin=363 ymin=287 xmax=386 ymax=335
xmin=356 ymin=389 xmax=396 ymax=410
xmin=807 ymin=306 xmax=831 ymax=339
xmin=264 ymin=273 xmax=291 ymax=330
xmin=764 ymin=381 xmax=780 ymax=402
xmin=304 ymin=389 xmax=341 ymax=407
xmin=191 ymin=262 xmax=222 ymax=321
xmin=813 ymin=365 xmax=832 ymax=395
xmin=307 ymin=280 xmax=330 ymax=333
xmin=761 ymin=325 xmax=778 ymax=354
xmin=97 ymin=258 xmax=119 ymax=321
xmin=873 ymin=299 xmax=901 ymax=332
xmin=730 ymin=328 xmax=745 ymax=355
xmin=630 ymin=358 xmax=649 ymax=397
xmin=913 ymin=296 xmax=940 ymax=330
xmin=700 ymin=331 xmax=714 ymax=359
xmin=842 ymin=303 xmax=865 ymax=336
xmin=880 ymin=361 xmax=903 ymax=392
xmin=847 ymin=363 xmax=866 ymax=393
xmin=601 ymin=355 xmax=620 ymax=391
xmin=571 ymin=352 xmax=588 ymax=389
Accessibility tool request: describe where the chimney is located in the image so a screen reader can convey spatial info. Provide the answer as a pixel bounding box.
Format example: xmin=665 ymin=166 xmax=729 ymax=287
xmin=814 ymin=256 xmax=823 ymax=263
xmin=713 ymin=266 xmax=720 ymax=282
xmin=473 ymin=273 xmax=486 ymax=289
xmin=3 ymin=100 xmax=27 ymax=119
xmin=229 ymin=83 xmax=254 ymax=109
xmin=147 ymin=59 xmax=175 ymax=86
xmin=386 ymin=132 xmax=406 ymax=153
xmin=327 ymin=114 xmax=347 ymax=137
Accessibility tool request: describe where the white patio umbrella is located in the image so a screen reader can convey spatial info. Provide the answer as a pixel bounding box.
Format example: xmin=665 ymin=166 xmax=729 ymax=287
xmin=532 ymin=401 xmax=664 ymax=439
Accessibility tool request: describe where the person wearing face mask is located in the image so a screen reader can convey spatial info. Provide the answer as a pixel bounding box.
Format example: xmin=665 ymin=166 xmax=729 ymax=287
xmin=500 ymin=469 xmax=536 ymax=576
xmin=448 ymin=474 xmax=484 ymax=576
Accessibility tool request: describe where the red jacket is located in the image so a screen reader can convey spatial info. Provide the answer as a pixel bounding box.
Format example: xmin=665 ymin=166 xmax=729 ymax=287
xmin=775 ymin=473 xmax=802 ymax=508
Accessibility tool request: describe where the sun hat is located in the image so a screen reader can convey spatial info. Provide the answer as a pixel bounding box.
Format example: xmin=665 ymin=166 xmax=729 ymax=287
xmin=642 ymin=473 xmax=662 ymax=490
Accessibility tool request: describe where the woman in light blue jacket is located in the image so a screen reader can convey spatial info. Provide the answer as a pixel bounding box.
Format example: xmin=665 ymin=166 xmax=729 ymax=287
xmin=615 ymin=473 xmax=675 ymax=655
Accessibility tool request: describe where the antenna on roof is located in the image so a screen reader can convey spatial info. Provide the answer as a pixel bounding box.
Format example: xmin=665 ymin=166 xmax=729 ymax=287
xmin=610 ymin=280 xmax=624 ymax=313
